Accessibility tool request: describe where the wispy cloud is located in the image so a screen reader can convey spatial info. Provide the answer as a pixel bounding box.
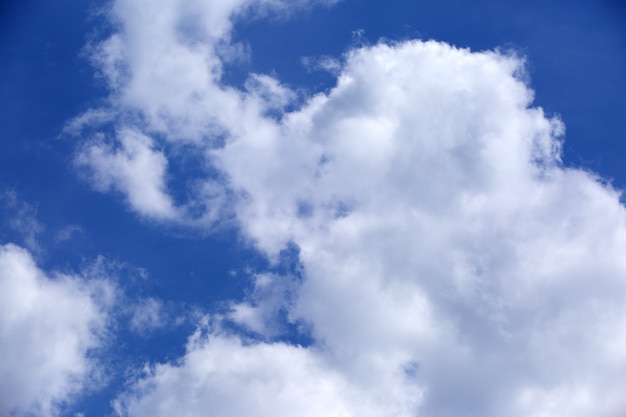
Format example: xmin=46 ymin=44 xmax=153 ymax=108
xmin=129 ymin=297 xmax=167 ymax=335
xmin=0 ymin=190 xmax=44 ymax=254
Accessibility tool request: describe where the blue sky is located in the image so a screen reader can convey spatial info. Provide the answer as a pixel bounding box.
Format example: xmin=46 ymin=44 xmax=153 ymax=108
xmin=1 ymin=1 xmax=625 ymax=416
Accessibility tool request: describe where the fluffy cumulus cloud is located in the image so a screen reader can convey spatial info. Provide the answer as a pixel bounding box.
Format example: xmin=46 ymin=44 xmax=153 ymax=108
xmin=114 ymin=326 xmax=412 ymax=417
xmin=74 ymin=0 xmax=626 ymax=416
xmin=0 ymin=244 xmax=113 ymax=417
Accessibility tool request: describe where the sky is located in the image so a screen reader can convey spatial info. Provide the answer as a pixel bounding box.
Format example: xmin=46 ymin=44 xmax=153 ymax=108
xmin=1 ymin=0 xmax=626 ymax=416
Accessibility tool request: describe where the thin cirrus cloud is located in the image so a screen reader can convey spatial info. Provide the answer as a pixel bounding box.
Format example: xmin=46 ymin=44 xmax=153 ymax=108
xmin=68 ymin=0 xmax=626 ymax=416
xmin=0 ymin=244 xmax=114 ymax=417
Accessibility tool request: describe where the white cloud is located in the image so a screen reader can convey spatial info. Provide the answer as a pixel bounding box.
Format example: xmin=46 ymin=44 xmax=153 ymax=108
xmin=75 ymin=128 xmax=179 ymax=220
xmin=76 ymin=0 xmax=626 ymax=416
xmin=63 ymin=108 xmax=116 ymax=136
xmin=228 ymin=272 xmax=298 ymax=336
xmin=245 ymin=73 xmax=296 ymax=111
xmin=114 ymin=325 xmax=419 ymax=417
xmin=72 ymin=0 xmax=333 ymax=223
xmin=301 ymin=54 xmax=343 ymax=75
xmin=83 ymin=0 xmax=334 ymax=144
xmin=219 ymin=41 xmax=626 ymax=416
xmin=0 ymin=244 xmax=114 ymax=417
